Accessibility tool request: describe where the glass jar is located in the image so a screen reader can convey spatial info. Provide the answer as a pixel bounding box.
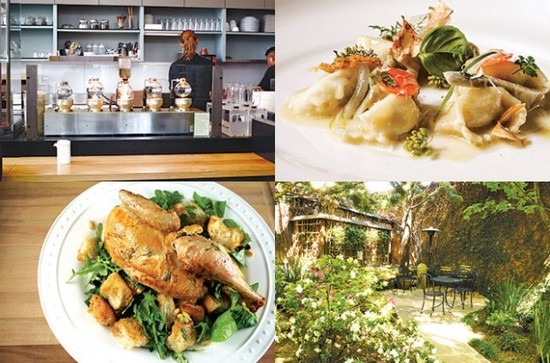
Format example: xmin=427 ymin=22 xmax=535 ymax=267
xmin=144 ymin=78 xmax=163 ymax=112
xmin=87 ymin=77 xmax=104 ymax=112
xmin=56 ymin=81 xmax=73 ymax=112
xmin=116 ymin=79 xmax=134 ymax=112
xmin=89 ymin=19 xmax=99 ymax=30
xmin=174 ymin=78 xmax=192 ymax=98
xmin=78 ymin=19 xmax=89 ymax=29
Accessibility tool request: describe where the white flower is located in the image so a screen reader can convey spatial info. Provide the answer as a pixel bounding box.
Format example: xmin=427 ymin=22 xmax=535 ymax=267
xmin=311 ymin=301 xmax=317 ymax=309
xmin=344 ymin=359 xmax=354 ymax=363
xmin=289 ymin=317 xmax=296 ymax=324
xmin=304 ymin=334 xmax=310 ymax=341
xmin=296 ymin=285 xmax=303 ymax=294
xmin=314 ymin=347 xmax=321 ymax=353
xmin=350 ymin=270 xmax=357 ymax=279
xmin=350 ymin=322 xmax=361 ymax=333
xmin=391 ymin=349 xmax=399 ymax=358
xmin=334 ymin=342 xmax=341 ymax=349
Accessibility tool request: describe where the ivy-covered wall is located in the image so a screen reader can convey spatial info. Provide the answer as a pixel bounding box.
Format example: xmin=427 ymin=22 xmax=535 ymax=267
xmin=414 ymin=183 xmax=549 ymax=293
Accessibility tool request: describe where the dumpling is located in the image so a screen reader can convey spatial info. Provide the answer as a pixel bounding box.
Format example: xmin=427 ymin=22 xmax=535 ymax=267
xmin=286 ymin=68 xmax=358 ymax=117
xmin=355 ymin=35 xmax=393 ymax=61
xmin=435 ymin=85 xmax=528 ymax=145
xmin=342 ymin=93 xmax=420 ymax=143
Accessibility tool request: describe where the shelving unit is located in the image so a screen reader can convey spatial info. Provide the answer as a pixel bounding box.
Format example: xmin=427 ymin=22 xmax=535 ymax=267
xmin=4 ymin=2 xmax=273 ymax=63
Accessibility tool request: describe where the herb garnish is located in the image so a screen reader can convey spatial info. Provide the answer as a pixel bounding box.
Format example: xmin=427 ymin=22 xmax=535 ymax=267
xmin=333 ymin=45 xmax=375 ymax=59
xmin=514 ymin=55 xmax=539 ymax=77
xmin=369 ymin=22 xmax=401 ymax=40
xmin=404 ymin=128 xmax=433 ymax=157
xmin=379 ymin=72 xmax=397 ymax=88
xmin=192 ymin=192 xmax=227 ymax=218
xmin=151 ymin=190 xmax=184 ymax=210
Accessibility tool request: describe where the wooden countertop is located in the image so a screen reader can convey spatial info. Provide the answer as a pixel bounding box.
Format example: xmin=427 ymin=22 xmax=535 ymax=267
xmin=0 ymin=181 xmax=275 ymax=362
xmin=1 ymin=153 xmax=274 ymax=182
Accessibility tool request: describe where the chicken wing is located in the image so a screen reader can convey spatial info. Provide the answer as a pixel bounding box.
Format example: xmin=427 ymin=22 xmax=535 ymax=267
xmin=173 ymin=235 xmax=266 ymax=312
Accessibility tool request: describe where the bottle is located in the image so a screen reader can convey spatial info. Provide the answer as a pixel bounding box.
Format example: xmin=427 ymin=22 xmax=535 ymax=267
xmin=98 ymin=43 xmax=105 ymax=55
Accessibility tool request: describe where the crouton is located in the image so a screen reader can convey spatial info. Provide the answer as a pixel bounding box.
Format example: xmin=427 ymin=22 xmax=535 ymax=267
xmin=202 ymin=293 xmax=230 ymax=316
xmin=166 ymin=317 xmax=197 ymax=353
xmin=177 ymin=301 xmax=206 ymax=322
xmin=100 ymin=273 xmax=133 ymax=311
xmin=77 ymin=236 xmax=99 ymax=263
xmin=171 ymin=201 xmax=208 ymax=226
xmin=156 ymin=294 xmax=176 ymax=326
xmin=207 ymin=216 xmax=244 ymax=251
xmin=181 ymin=224 xmax=203 ymax=236
xmin=88 ymin=294 xmax=116 ymax=326
xmin=111 ymin=318 xmax=148 ymax=349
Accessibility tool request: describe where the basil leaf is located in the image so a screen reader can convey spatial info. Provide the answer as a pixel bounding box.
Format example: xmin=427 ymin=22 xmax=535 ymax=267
xmin=230 ymin=305 xmax=258 ymax=330
xmin=192 ymin=192 xmax=227 ymax=218
xmin=150 ymin=190 xmax=184 ymax=210
xmin=419 ymin=25 xmax=473 ymax=78
xmin=211 ymin=310 xmax=238 ymax=342
xmin=230 ymin=249 xmax=247 ymax=267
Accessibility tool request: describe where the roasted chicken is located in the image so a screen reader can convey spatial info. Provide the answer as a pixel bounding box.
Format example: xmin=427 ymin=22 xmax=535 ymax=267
xmin=103 ymin=189 xmax=265 ymax=311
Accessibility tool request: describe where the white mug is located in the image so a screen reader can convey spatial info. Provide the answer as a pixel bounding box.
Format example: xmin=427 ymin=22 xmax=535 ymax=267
xmin=53 ymin=140 xmax=71 ymax=164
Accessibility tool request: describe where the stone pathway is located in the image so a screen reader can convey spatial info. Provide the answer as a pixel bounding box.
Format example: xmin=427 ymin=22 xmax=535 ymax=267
xmin=390 ymin=288 xmax=490 ymax=363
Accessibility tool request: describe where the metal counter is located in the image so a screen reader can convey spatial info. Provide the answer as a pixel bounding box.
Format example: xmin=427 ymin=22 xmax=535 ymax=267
xmin=44 ymin=109 xmax=195 ymax=136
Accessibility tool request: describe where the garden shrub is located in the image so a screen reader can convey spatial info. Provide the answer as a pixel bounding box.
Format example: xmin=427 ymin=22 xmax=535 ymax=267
xmin=489 ymin=279 xmax=531 ymax=317
xmin=276 ymin=255 xmax=436 ymax=363
xmin=344 ymin=226 xmax=365 ymax=250
xmin=497 ymin=331 xmax=527 ymax=353
xmin=469 ymin=338 xmax=499 ymax=360
xmin=534 ymin=298 xmax=550 ymax=363
xmin=486 ymin=310 xmax=517 ymax=333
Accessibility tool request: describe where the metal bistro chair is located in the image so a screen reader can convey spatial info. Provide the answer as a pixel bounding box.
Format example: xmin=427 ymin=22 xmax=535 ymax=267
xmin=453 ymin=271 xmax=477 ymax=309
xmin=420 ymin=272 xmax=445 ymax=316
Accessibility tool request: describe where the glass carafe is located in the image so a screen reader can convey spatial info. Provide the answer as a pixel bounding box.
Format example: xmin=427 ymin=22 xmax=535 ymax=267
xmin=87 ymin=77 xmax=104 ymax=112
xmin=174 ymin=78 xmax=192 ymax=111
xmin=116 ymin=79 xmax=134 ymax=112
xmin=56 ymin=81 xmax=73 ymax=112
xmin=144 ymin=78 xmax=163 ymax=112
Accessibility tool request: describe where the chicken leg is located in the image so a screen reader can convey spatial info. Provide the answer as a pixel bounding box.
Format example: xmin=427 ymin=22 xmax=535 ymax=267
xmin=173 ymin=235 xmax=266 ymax=312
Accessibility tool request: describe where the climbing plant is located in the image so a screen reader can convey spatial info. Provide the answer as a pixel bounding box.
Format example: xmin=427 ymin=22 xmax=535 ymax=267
xmin=344 ymin=226 xmax=365 ymax=249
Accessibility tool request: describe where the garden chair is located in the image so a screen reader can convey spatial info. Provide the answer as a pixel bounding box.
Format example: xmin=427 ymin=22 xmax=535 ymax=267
xmin=453 ymin=271 xmax=477 ymax=309
xmin=396 ymin=266 xmax=416 ymax=292
xmin=438 ymin=265 xmax=455 ymax=276
xmin=419 ymin=272 xmax=445 ymax=316
xmin=458 ymin=264 xmax=472 ymax=273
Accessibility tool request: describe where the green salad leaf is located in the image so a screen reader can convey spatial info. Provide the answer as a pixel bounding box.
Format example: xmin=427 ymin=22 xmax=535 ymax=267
xmin=134 ymin=291 xmax=169 ymax=359
xmin=230 ymin=305 xmax=258 ymax=330
xmin=151 ymin=190 xmax=184 ymax=210
xmin=211 ymin=310 xmax=238 ymax=342
xmin=419 ymin=25 xmax=474 ymax=78
xmin=193 ymin=192 xmax=227 ymax=218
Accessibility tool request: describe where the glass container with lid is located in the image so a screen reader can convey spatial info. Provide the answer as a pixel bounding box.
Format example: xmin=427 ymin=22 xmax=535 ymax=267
xmin=87 ymin=77 xmax=104 ymax=112
xmin=144 ymin=78 xmax=163 ymax=112
xmin=116 ymin=79 xmax=134 ymax=112
xmin=56 ymin=81 xmax=73 ymax=112
xmin=173 ymin=78 xmax=192 ymax=112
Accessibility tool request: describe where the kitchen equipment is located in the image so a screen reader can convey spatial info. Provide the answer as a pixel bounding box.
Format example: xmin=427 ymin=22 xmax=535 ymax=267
xmin=118 ymin=57 xmax=131 ymax=80
xmin=116 ymin=15 xmax=126 ymax=29
xmin=78 ymin=19 xmax=89 ymax=29
xmin=100 ymin=19 xmax=109 ymax=30
xmin=116 ymin=79 xmax=134 ymax=112
xmin=56 ymin=81 xmax=73 ymax=113
xmin=173 ymin=78 xmax=192 ymax=112
xmin=89 ymin=19 xmax=99 ymax=30
xmin=144 ymin=78 xmax=163 ymax=112
xmin=53 ymin=140 xmax=71 ymax=164
xmin=86 ymin=77 xmax=104 ymax=112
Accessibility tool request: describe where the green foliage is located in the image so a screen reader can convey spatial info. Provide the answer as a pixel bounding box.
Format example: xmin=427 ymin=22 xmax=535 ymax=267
xmin=134 ymin=291 xmax=170 ymax=359
xmin=344 ymin=226 xmax=365 ymax=249
xmin=534 ymin=299 xmax=550 ymax=363
xmin=497 ymin=331 xmax=528 ymax=353
xmin=150 ymin=189 xmax=184 ymax=210
xmin=419 ymin=25 xmax=474 ymax=78
xmin=463 ymin=182 xmax=548 ymax=222
xmin=275 ymin=182 xmax=315 ymax=202
xmin=489 ymin=279 xmax=532 ymax=318
xmin=192 ymin=192 xmax=227 ymax=218
xmin=320 ymin=182 xmax=379 ymax=213
xmin=275 ymin=257 xmax=303 ymax=298
xmin=276 ymin=255 xmax=432 ymax=363
xmin=486 ymin=311 xmax=517 ymax=333
xmin=462 ymin=311 xmax=480 ymax=327
xmin=469 ymin=338 xmax=500 ymax=360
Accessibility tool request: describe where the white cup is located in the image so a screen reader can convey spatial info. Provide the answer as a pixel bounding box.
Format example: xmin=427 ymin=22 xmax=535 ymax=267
xmin=54 ymin=140 xmax=71 ymax=164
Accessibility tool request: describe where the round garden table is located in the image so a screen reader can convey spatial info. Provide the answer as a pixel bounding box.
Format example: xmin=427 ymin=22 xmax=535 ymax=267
xmin=431 ymin=276 xmax=463 ymax=308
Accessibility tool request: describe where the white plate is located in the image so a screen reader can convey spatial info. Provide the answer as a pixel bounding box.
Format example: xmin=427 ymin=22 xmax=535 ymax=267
xmin=37 ymin=181 xmax=275 ymax=363
xmin=276 ymin=0 xmax=550 ymax=181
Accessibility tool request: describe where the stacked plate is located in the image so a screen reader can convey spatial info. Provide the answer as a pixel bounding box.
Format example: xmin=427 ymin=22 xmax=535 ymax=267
xmin=262 ymin=14 xmax=275 ymax=33
xmin=240 ymin=16 xmax=260 ymax=32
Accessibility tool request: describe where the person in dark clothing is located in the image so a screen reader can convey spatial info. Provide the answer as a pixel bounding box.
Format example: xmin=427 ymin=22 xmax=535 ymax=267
xmin=258 ymin=46 xmax=275 ymax=91
xmin=168 ymin=30 xmax=213 ymax=110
